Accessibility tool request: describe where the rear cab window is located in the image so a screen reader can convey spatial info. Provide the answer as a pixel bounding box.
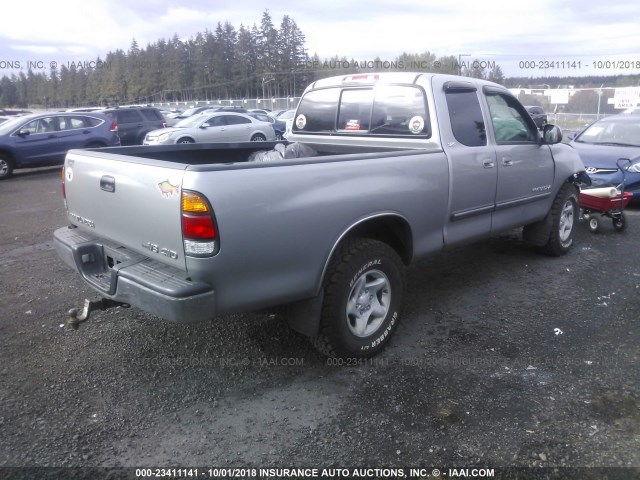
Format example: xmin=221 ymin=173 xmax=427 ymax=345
xmin=293 ymin=84 xmax=430 ymax=138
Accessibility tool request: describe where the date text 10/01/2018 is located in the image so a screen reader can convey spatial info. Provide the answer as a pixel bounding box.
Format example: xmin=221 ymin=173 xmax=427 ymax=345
xmin=518 ymin=60 xmax=640 ymax=70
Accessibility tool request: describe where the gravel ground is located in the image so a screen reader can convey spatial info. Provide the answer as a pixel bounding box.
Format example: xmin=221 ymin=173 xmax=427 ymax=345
xmin=0 ymin=167 xmax=638 ymax=479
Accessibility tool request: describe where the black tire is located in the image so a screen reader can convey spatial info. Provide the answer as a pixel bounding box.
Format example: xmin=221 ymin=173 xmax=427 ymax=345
xmin=251 ymin=133 xmax=266 ymax=142
xmin=588 ymin=217 xmax=600 ymax=233
xmin=542 ymin=184 xmax=579 ymax=256
xmin=177 ymin=137 xmax=195 ymax=144
xmin=312 ymin=238 xmax=405 ymax=358
xmin=0 ymin=154 xmax=14 ymax=180
xmin=612 ymin=213 xmax=626 ymax=232
xmin=85 ymin=142 xmax=107 ymax=149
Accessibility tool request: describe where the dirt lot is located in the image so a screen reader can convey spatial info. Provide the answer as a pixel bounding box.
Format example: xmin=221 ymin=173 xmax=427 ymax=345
xmin=0 ymin=167 xmax=638 ymax=479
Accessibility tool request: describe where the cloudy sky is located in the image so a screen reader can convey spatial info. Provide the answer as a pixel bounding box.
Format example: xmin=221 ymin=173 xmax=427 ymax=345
xmin=1 ymin=0 xmax=640 ymax=78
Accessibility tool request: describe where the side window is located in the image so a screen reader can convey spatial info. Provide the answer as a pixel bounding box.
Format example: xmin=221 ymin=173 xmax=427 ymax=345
xmin=485 ymin=93 xmax=538 ymax=144
xmin=445 ymin=90 xmax=486 ymax=147
xmin=21 ymin=117 xmax=57 ymax=134
xmin=59 ymin=116 xmax=87 ymax=130
xmin=86 ymin=117 xmax=103 ymax=127
xmin=20 ymin=119 xmax=40 ymax=134
xmin=140 ymin=109 xmax=162 ymax=121
xmin=207 ymin=116 xmax=225 ymax=127
xmin=225 ymin=115 xmax=251 ymax=125
xmin=117 ymin=110 xmax=143 ymax=124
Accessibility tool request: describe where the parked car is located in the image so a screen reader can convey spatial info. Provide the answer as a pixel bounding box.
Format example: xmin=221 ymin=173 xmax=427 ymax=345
xmin=101 ymin=106 xmax=166 ymax=146
xmin=143 ymin=111 xmax=276 ymax=145
xmin=525 ymin=106 xmax=548 ymax=129
xmin=0 ymin=112 xmax=120 ymax=179
xmin=249 ymin=108 xmax=271 ymax=115
xmin=569 ymin=115 xmax=640 ymax=195
xmin=199 ymin=106 xmax=249 ymax=115
xmin=277 ymin=109 xmax=296 ymax=137
xmin=247 ymin=111 xmax=286 ymax=140
xmin=165 ymin=106 xmax=213 ymax=126
xmin=268 ymin=109 xmax=287 ymax=119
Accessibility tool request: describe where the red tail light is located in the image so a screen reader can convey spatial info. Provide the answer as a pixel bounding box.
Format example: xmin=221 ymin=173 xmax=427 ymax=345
xmin=109 ymin=121 xmax=118 ymax=132
xmin=181 ymin=190 xmax=219 ymax=257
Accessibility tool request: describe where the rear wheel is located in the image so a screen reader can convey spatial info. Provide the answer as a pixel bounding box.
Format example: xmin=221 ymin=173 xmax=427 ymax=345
xmin=85 ymin=142 xmax=106 ymax=149
xmin=177 ymin=137 xmax=194 ymax=144
xmin=312 ymin=238 xmax=405 ymax=358
xmin=251 ymin=134 xmax=266 ymax=142
xmin=542 ymin=184 xmax=579 ymax=256
xmin=0 ymin=155 xmax=14 ymax=180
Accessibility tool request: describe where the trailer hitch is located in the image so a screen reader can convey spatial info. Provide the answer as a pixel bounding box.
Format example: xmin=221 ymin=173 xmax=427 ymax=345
xmin=67 ymin=298 xmax=130 ymax=329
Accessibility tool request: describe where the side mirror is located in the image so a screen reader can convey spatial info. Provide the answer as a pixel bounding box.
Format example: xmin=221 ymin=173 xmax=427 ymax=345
xmin=542 ymin=124 xmax=562 ymax=145
xmin=199 ymin=123 xmax=210 ymax=129
xmin=17 ymin=129 xmax=31 ymax=136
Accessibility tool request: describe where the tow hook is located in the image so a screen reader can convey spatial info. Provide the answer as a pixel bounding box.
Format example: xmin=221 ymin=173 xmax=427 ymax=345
xmin=67 ymin=298 xmax=130 ymax=329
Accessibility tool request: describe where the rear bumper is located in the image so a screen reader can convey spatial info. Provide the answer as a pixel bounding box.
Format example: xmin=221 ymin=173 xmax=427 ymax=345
xmin=54 ymin=226 xmax=216 ymax=322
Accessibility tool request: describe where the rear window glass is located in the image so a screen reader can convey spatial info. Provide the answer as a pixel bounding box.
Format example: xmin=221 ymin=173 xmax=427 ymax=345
xmin=293 ymin=84 xmax=430 ymax=137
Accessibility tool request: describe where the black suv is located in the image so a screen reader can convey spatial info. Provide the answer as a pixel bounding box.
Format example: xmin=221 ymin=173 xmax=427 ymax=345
xmin=101 ymin=106 xmax=166 ymax=145
xmin=525 ymin=106 xmax=548 ymax=129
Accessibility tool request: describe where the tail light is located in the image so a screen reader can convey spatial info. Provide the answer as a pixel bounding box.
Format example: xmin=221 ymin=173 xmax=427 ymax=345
xmin=181 ymin=190 xmax=219 ymax=257
xmin=162 ymin=121 xmax=168 ymax=128
xmin=109 ymin=121 xmax=118 ymax=132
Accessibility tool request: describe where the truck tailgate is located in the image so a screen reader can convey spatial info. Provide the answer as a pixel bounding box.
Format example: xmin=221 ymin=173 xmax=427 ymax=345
xmin=63 ymin=150 xmax=187 ymax=270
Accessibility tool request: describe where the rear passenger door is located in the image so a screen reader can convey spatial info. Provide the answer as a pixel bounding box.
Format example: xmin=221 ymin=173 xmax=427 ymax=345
xmin=113 ymin=110 xmax=144 ymax=145
xmin=223 ymin=115 xmax=252 ymax=141
xmin=482 ymin=89 xmax=554 ymax=231
xmin=433 ymin=78 xmax=497 ymax=246
xmin=56 ymin=115 xmax=92 ymax=151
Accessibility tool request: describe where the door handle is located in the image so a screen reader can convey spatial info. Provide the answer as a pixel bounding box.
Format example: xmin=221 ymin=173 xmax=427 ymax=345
xmin=502 ymin=157 xmax=514 ymax=166
xmin=482 ymin=159 xmax=495 ymax=168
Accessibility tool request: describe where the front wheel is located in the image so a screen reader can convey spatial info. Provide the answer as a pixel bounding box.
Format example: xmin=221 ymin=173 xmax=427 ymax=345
xmin=312 ymin=238 xmax=405 ymax=358
xmin=612 ymin=213 xmax=626 ymax=232
xmin=251 ymin=134 xmax=266 ymax=142
xmin=541 ymin=184 xmax=579 ymax=256
xmin=177 ymin=137 xmax=194 ymax=144
xmin=588 ymin=217 xmax=600 ymax=233
xmin=0 ymin=155 xmax=14 ymax=180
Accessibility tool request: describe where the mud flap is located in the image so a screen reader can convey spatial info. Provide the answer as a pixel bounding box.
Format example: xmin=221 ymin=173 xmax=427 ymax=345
xmin=285 ymin=289 xmax=324 ymax=337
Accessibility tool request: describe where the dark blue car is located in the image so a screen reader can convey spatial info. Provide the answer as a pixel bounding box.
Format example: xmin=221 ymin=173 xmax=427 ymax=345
xmin=0 ymin=112 xmax=120 ymax=179
xmin=570 ymin=115 xmax=640 ymax=196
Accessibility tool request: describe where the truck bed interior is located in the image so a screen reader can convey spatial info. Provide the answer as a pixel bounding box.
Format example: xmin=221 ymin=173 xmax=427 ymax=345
xmin=89 ymin=141 xmax=408 ymax=166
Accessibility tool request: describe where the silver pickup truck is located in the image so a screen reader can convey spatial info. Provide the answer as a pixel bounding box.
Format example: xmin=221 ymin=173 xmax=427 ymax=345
xmin=54 ymin=72 xmax=588 ymax=357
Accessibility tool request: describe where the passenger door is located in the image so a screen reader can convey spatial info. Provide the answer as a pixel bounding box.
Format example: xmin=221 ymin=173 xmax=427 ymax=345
xmin=196 ymin=115 xmax=227 ymax=142
xmin=223 ymin=115 xmax=253 ymax=141
xmin=433 ymin=78 xmax=497 ymax=246
xmin=482 ymin=89 xmax=555 ymax=231
xmin=112 ymin=110 xmax=144 ymax=145
xmin=11 ymin=116 xmax=62 ymax=164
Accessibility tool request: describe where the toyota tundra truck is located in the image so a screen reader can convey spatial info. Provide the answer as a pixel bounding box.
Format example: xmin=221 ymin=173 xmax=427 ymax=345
xmin=54 ymin=72 xmax=588 ymax=357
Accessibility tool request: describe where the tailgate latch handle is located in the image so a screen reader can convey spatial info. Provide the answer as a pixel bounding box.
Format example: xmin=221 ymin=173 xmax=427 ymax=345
xmin=100 ymin=175 xmax=116 ymax=193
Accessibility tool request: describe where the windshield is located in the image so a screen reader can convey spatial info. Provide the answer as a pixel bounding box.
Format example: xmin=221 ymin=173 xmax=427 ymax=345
xmin=576 ymin=118 xmax=640 ymax=146
xmin=0 ymin=116 xmax=28 ymax=136
xmin=174 ymin=115 xmax=206 ymax=128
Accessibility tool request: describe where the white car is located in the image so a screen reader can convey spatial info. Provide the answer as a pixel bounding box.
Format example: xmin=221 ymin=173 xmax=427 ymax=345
xmin=143 ymin=112 xmax=276 ymax=145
